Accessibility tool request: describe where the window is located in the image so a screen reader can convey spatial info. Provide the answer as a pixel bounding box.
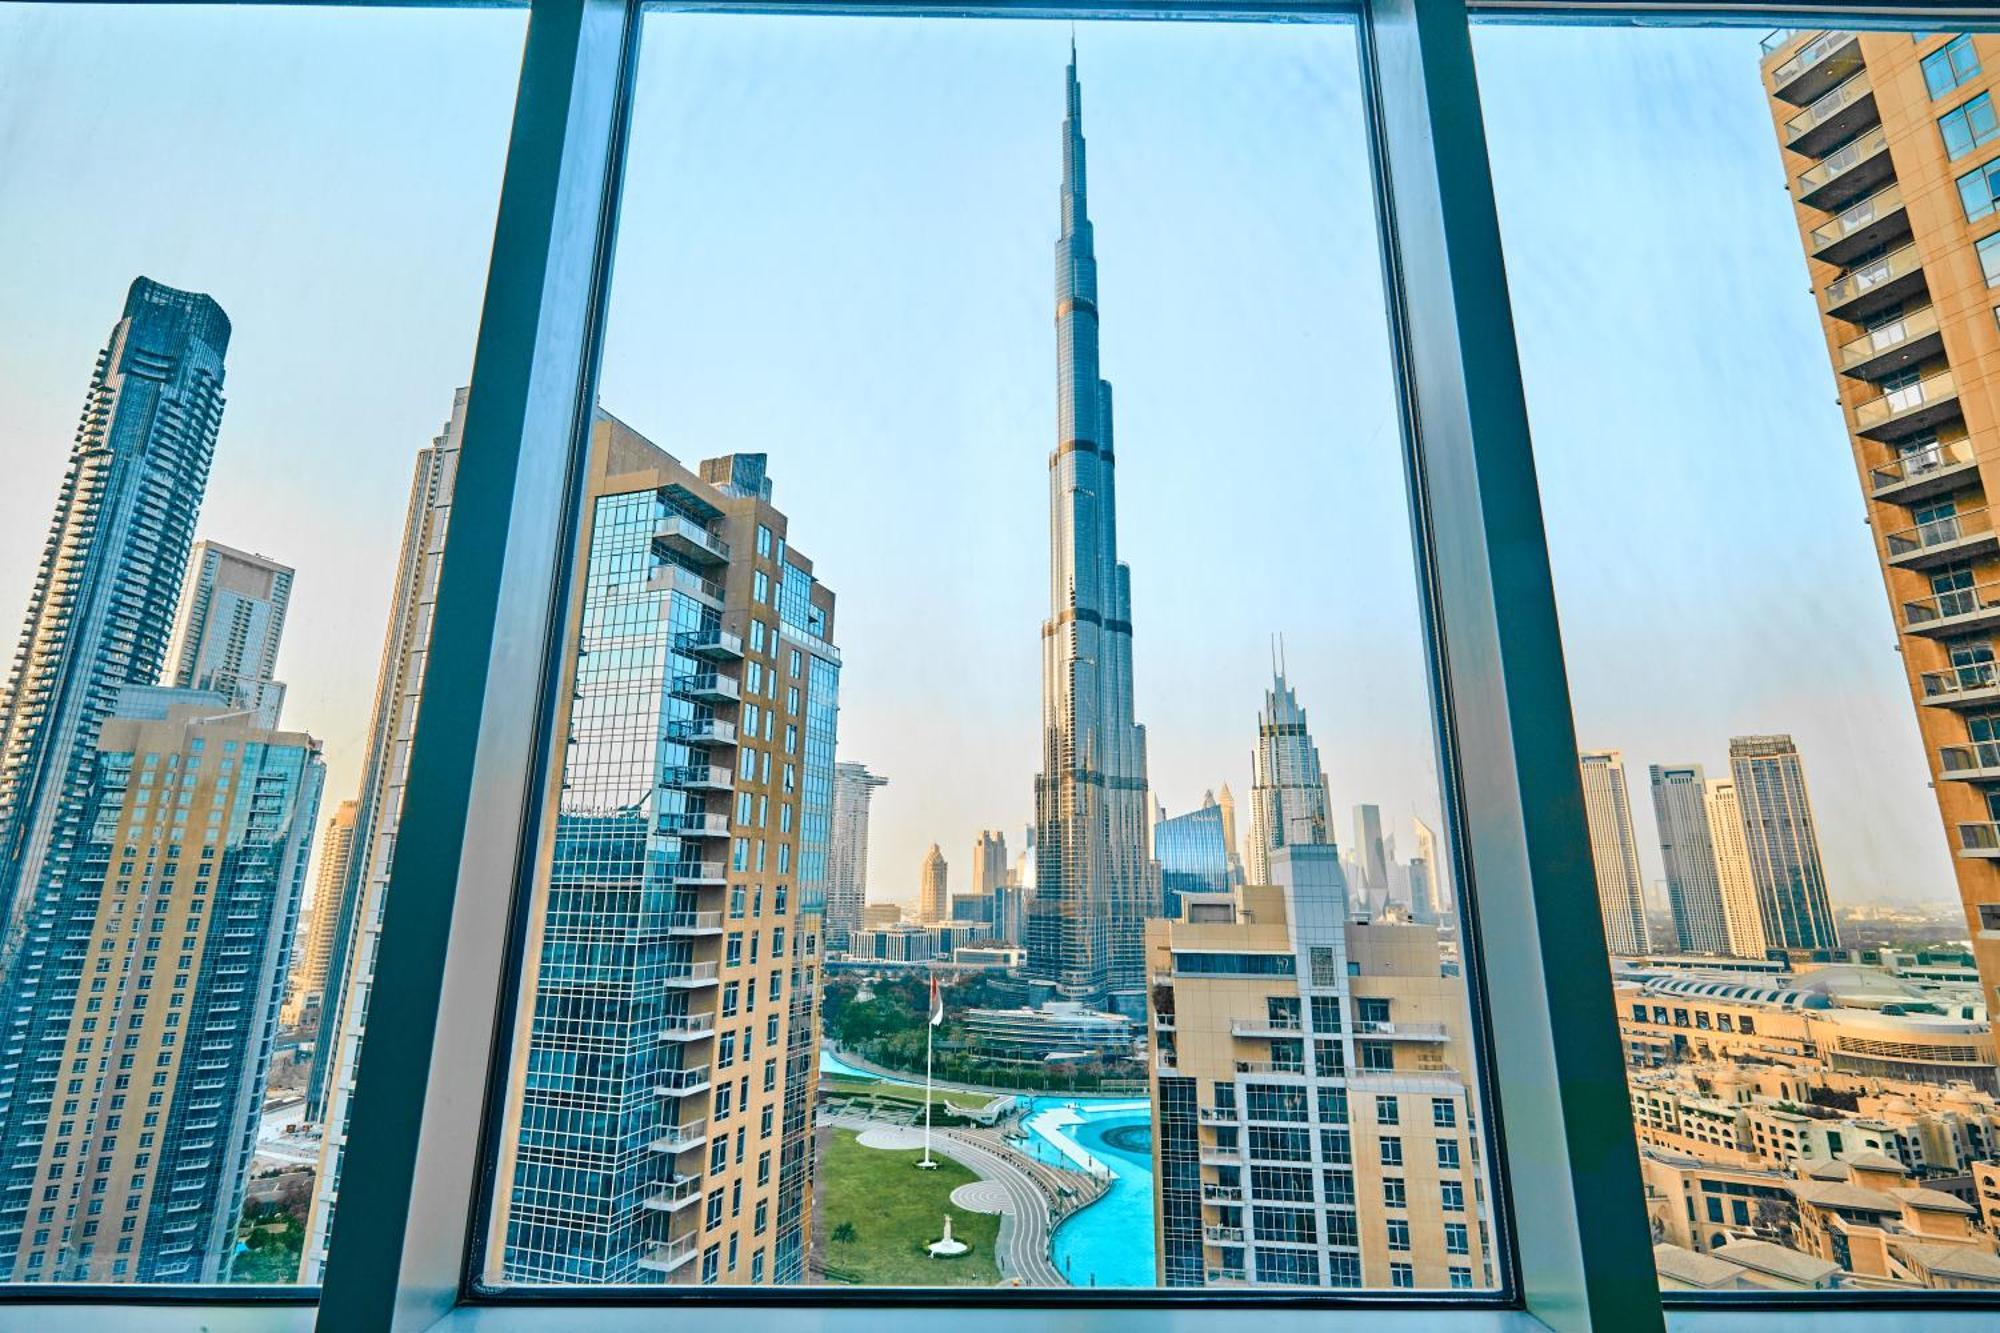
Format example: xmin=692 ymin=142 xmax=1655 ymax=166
xmin=1375 ymin=1094 xmax=1399 ymax=1126
xmin=1386 ymin=1218 xmax=1411 ymax=1252
xmin=1925 ymin=34 xmax=1982 ymax=98
xmin=1432 ymin=1097 xmax=1457 ymax=1129
xmin=1390 ymin=1262 xmax=1414 ymax=1289
xmin=1981 ymin=232 xmax=2000 ymax=286
xmin=1940 ymin=91 xmax=1999 ymax=159
xmin=1963 ymin=157 xmax=2000 ymax=222
xmin=1379 ymin=1137 xmax=1403 ymax=1168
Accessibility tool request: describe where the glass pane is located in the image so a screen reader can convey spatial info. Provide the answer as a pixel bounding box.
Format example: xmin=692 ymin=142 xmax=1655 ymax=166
xmin=0 ymin=3 xmax=522 ymax=1286
xmin=477 ymin=11 xmax=1502 ymax=1295
xmin=1474 ymin=22 xmax=2000 ymax=1299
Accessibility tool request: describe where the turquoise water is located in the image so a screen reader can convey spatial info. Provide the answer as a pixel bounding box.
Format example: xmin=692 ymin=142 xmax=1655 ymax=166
xmin=818 ymin=1047 xmax=1156 ymax=1287
xmin=1021 ymin=1097 xmax=1156 ymax=1288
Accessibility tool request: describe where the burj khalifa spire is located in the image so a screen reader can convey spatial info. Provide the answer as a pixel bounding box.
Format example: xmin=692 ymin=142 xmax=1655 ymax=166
xmin=1027 ymin=45 xmax=1158 ymax=1009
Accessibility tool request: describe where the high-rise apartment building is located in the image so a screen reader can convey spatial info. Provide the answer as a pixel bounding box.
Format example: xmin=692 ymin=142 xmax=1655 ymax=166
xmin=826 ymin=762 xmax=887 ymax=951
xmin=162 ymin=541 xmax=292 ymax=724
xmin=1216 ymin=781 xmax=1244 ymax=885
xmin=0 ymin=278 xmax=230 ymax=948
xmin=282 ymin=798 xmax=357 ymax=1027
xmin=1147 ymin=845 xmax=1490 ymax=1290
xmin=971 ymin=829 xmax=1007 ymax=901
xmin=1245 ymin=670 xmax=1334 ymax=887
xmin=1577 ymin=750 xmax=1651 ymax=957
xmin=1760 ymin=34 xmax=1985 ymax=976
xmin=1028 ymin=49 xmax=1158 ymax=1012
xmin=1647 ymin=764 xmax=1732 ymax=955
xmin=489 ymin=415 xmax=835 ymax=1286
xmin=1727 ymin=735 xmax=1840 ymax=952
xmin=918 ymin=844 xmax=948 ymax=925
xmin=299 ymin=388 xmax=462 ymax=1279
xmin=1704 ymin=778 xmax=1770 ymax=959
xmin=1155 ymin=800 xmax=1232 ymax=919
xmin=0 ymin=691 xmax=322 ymax=1281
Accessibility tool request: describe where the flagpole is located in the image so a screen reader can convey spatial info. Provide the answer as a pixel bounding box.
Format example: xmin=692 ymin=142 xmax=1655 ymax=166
xmin=920 ymin=963 xmax=938 ymax=1169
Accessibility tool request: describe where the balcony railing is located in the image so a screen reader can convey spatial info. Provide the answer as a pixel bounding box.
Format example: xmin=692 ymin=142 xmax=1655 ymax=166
xmin=1796 ymin=125 xmax=1888 ymax=200
xmin=1822 ymin=242 xmax=1921 ymax=313
xmin=638 ymin=1234 xmax=698 ymax=1273
xmin=1354 ymin=1020 xmax=1450 ymax=1040
xmin=660 ymin=811 xmax=730 ymax=838
xmin=1959 ymin=822 xmax=2000 ymax=857
xmin=1939 ymin=740 xmax=2000 ymax=779
xmin=1844 ymin=304 xmax=1941 ymax=377
xmin=643 ymin=1176 xmax=703 ymax=1212
xmin=662 ymin=960 xmax=721 ymax=986
xmin=1904 ymin=580 xmax=2000 ymax=635
xmin=1203 ymin=1224 xmax=1246 ymax=1245
xmin=1785 ymin=70 xmax=1874 ymax=147
xmin=1198 ymin=1106 xmax=1237 ymax=1124
xmin=1230 ymin=1015 xmax=1303 ymax=1036
xmin=673 ymin=672 xmax=741 ymax=703
xmin=649 ymin=1119 xmax=709 ymax=1153
xmin=1202 ymin=1183 xmax=1243 ymax=1203
xmin=660 ymin=1011 xmax=715 ymax=1039
xmin=655 ymin=512 xmax=730 ymax=566
xmin=659 ymin=564 xmax=726 ymax=607
xmin=661 ymin=764 xmax=734 ymax=791
xmin=1769 ymin=31 xmax=1862 ymax=100
xmin=1885 ymin=503 xmax=1989 ymax=561
xmin=1811 ymin=183 xmax=1907 ymax=258
xmin=675 ymin=628 xmax=744 ymax=662
xmin=664 ymin=860 xmax=725 ymax=884
xmin=666 ymin=716 xmax=737 ymax=746
xmin=656 ymin=1065 xmax=711 ymax=1096
xmin=1233 ymin=1060 xmax=1308 ymax=1077
xmin=1922 ymin=662 xmax=2000 ymax=702
xmin=662 ymin=910 xmax=724 ymax=935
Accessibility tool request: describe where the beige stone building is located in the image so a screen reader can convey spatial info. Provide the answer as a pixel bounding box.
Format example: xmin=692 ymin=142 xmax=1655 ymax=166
xmin=1145 ymin=845 xmax=1489 ymax=1290
xmin=281 ymin=798 xmax=356 ymax=1028
xmin=917 ymin=843 xmax=947 ymax=925
xmin=486 ymin=418 xmax=833 ymax=1285
xmin=1761 ymin=29 xmax=2000 ymax=1037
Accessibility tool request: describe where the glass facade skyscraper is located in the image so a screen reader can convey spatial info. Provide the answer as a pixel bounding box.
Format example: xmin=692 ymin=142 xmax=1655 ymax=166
xmin=161 ymin=541 xmax=293 ymax=724
xmin=1029 ymin=49 xmax=1158 ymax=1010
xmin=1728 ymin=734 xmax=1841 ymax=952
xmin=1154 ymin=801 xmax=1231 ymax=919
xmin=1246 ymin=669 xmax=1334 ymax=886
xmin=0 ymin=278 xmax=230 ymax=950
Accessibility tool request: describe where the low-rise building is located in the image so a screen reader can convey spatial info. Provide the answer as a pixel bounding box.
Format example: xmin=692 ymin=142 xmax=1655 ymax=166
xmin=960 ymin=1002 xmax=1136 ymax=1062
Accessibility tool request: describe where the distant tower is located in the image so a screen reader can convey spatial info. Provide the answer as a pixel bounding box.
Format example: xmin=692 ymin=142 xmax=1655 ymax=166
xmin=163 ymin=540 xmax=293 ymax=723
xmin=1246 ymin=667 xmax=1334 ymax=885
xmin=972 ymin=829 xmax=1008 ymax=900
xmin=1155 ymin=801 xmax=1232 ymax=918
xmin=1728 ymin=735 xmax=1840 ymax=952
xmin=919 ymin=844 xmax=949 ymax=925
xmin=1704 ymin=778 xmax=1769 ymax=959
xmin=1412 ymin=815 xmax=1445 ymax=924
xmin=1576 ymin=750 xmax=1651 ymax=957
xmin=1027 ymin=46 xmax=1157 ymax=1009
xmin=1352 ymin=805 xmax=1388 ymax=914
xmin=827 ymin=761 xmax=889 ymax=949
xmin=1215 ymin=782 xmax=1244 ymax=884
xmin=0 ymin=278 xmax=230 ymax=947
xmin=1647 ymin=764 xmax=1731 ymax=955
xmin=285 ymin=799 xmax=360 ymax=1027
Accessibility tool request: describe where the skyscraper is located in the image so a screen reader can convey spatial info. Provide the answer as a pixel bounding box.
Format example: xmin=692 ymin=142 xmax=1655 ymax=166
xmin=1245 ymin=669 xmax=1334 ymax=886
xmin=1704 ymin=777 xmax=1769 ymax=960
xmin=0 ymin=278 xmax=230 ymax=948
xmin=1576 ymin=750 xmax=1651 ymax=957
xmin=1647 ymin=763 xmax=1732 ymax=955
xmin=1760 ymin=31 xmax=1991 ymax=1007
xmin=300 ymin=389 xmax=462 ymax=1279
xmin=283 ymin=798 xmax=358 ymax=1027
xmin=1028 ymin=48 xmax=1157 ymax=1010
xmin=0 ymin=691 xmax=323 ymax=1281
xmin=1412 ymin=815 xmax=1446 ymax=922
xmin=491 ymin=414 xmax=836 ymax=1286
xmin=1154 ymin=801 xmax=1231 ymax=919
xmin=826 ymin=762 xmax=887 ymax=951
xmin=1728 ymin=734 xmax=1840 ymax=952
xmin=1215 ymin=781 xmax=1244 ymax=885
xmin=1352 ymin=804 xmax=1388 ymax=914
xmin=162 ymin=540 xmax=293 ymax=723
xmin=1146 ymin=844 xmax=1490 ymax=1289
xmin=972 ymin=828 xmax=1008 ymax=901
xmin=919 ymin=843 xmax=949 ymax=924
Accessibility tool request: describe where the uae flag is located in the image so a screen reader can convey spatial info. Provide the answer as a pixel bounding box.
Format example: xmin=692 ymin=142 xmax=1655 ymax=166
xmin=929 ymin=973 xmax=944 ymax=1027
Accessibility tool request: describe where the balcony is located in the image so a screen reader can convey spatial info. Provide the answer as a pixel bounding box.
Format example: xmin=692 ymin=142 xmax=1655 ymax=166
xmin=1199 ymin=1143 xmax=1244 ymax=1166
xmin=1203 ymin=1224 xmax=1246 ymax=1245
xmin=1960 ymin=823 xmax=2000 ymax=859
xmin=1885 ymin=504 xmax=1995 ymax=570
xmin=1822 ymin=243 xmax=1924 ymax=324
xmin=1202 ymin=1183 xmax=1243 ymax=1203
xmin=1198 ymin=1106 xmax=1238 ymax=1125
xmin=659 ymin=811 xmax=730 ymax=839
xmin=643 ymin=1176 xmax=704 ymax=1213
xmin=664 ymin=860 xmax=725 ymax=886
xmin=1904 ymin=581 xmax=2000 ymax=639
xmin=662 ymin=910 xmax=725 ymax=936
xmin=666 ymin=715 xmax=736 ymax=747
xmin=654 ymin=563 xmax=725 ymax=611
xmin=662 ymin=764 xmax=734 ymax=792
xmin=1785 ymin=70 xmax=1877 ymax=157
xmin=1768 ymin=30 xmax=1863 ymax=106
xmin=654 ymin=512 xmax=730 ymax=567
xmin=1858 ymin=370 xmax=1963 ymax=445
xmin=649 ymin=1118 xmax=709 ymax=1153
xmin=662 ymin=960 xmax=721 ymax=988
xmin=655 ymin=1065 xmax=712 ymax=1097
xmin=1811 ymin=183 xmax=1910 ymax=267
xmin=1796 ymin=125 xmax=1891 ymax=211
xmin=637 ymin=1234 xmax=698 ymax=1274
xmin=1232 ymin=1060 xmax=1308 ymax=1079
xmin=672 ymin=672 xmax=740 ymax=705
xmin=1939 ymin=741 xmax=2000 ymax=783
xmin=1873 ymin=438 xmax=1978 ymax=509
xmin=1229 ymin=1016 xmax=1303 ymax=1038
xmin=1844 ymin=304 xmax=1944 ymax=388
xmin=1353 ymin=1020 xmax=1450 ymax=1042
xmin=659 ymin=1011 xmax=716 ymax=1041
xmin=675 ymin=628 xmax=743 ymax=663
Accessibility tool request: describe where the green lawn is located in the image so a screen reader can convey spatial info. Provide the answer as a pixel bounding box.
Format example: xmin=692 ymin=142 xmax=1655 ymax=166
xmin=824 ymin=1075 xmax=994 ymax=1117
xmin=817 ymin=1129 xmax=1003 ymax=1287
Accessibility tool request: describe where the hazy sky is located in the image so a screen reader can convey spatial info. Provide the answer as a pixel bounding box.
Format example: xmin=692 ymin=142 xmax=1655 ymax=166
xmin=0 ymin=10 xmax=1962 ymax=921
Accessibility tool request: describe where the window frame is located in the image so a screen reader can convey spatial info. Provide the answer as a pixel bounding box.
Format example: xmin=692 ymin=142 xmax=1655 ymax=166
xmin=10 ymin=2 xmax=2000 ymax=1332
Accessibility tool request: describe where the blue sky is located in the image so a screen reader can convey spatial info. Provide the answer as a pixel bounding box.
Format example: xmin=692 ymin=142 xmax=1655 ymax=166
xmin=0 ymin=9 xmax=1960 ymax=914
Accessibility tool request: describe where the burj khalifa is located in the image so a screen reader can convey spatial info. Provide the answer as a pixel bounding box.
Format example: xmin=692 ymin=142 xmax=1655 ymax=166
xmin=1027 ymin=46 xmax=1158 ymax=1011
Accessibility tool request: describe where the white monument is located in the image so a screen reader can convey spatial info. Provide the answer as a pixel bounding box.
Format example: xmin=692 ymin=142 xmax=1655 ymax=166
xmin=927 ymin=1215 xmax=969 ymax=1259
